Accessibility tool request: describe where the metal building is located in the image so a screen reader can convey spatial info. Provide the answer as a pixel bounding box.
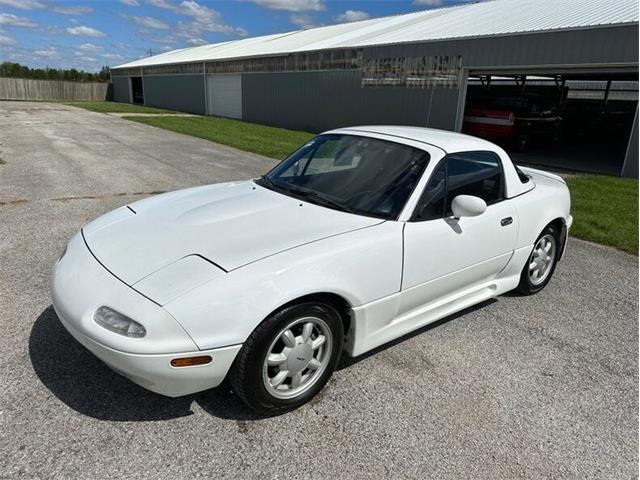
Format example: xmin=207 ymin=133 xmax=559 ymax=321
xmin=111 ymin=0 xmax=639 ymax=177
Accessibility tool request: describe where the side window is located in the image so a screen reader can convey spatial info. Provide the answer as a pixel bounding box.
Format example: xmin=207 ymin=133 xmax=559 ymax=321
xmin=412 ymin=151 xmax=504 ymax=221
xmin=413 ymin=161 xmax=446 ymax=221
xmin=446 ymin=151 xmax=503 ymax=213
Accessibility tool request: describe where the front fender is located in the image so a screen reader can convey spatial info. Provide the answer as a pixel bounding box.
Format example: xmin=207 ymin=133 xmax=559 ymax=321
xmin=163 ymin=221 xmax=403 ymax=350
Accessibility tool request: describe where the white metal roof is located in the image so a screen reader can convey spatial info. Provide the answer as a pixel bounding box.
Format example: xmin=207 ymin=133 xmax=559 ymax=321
xmin=114 ymin=0 xmax=639 ymax=69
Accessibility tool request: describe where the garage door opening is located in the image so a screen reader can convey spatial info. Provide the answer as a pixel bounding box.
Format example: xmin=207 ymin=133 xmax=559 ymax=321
xmin=462 ymin=71 xmax=638 ymax=176
xmin=130 ymin=77 xmax=144 ymax=105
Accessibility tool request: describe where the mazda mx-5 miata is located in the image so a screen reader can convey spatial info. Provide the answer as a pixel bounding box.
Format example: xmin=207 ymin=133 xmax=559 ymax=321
xmin=53 ymin=126 xmax=572 ymax=413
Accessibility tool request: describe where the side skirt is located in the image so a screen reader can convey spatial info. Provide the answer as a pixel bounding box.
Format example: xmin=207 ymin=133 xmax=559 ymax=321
xmin=344 ymin=245 xmax=532 ymax=357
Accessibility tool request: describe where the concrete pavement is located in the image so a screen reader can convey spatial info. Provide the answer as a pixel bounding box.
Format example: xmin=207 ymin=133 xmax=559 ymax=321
xmin=0 ymin=101 xmax=637 ymax=479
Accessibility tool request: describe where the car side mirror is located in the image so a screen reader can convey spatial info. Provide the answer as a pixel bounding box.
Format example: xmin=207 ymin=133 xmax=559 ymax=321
xmin=450 ymin=195 xmax=487 ymax=219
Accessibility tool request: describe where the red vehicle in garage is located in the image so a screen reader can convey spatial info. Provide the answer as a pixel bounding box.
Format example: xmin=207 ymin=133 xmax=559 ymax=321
xmin=463 ymin=106 xmax=563 ymax=151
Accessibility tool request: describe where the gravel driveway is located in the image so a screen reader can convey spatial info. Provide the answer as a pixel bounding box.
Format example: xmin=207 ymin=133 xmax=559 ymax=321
xmin=1 ymin=101 xmax=637 ymax=479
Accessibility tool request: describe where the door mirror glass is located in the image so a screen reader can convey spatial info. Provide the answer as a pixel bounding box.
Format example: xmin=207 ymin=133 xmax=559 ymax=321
xmin=451 ymin=195 xmax=487 ymax=218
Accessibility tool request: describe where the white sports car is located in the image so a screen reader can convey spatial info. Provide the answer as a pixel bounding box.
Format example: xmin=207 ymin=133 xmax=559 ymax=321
xmin=52 ymin=126 xmax=572 ymax=414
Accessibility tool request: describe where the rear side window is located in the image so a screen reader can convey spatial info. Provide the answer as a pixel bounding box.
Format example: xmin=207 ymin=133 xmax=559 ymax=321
xmin=515 ymin=165 xmax=531 ymax=183
xmin=413 ymin=151 xmax=505 ymax=221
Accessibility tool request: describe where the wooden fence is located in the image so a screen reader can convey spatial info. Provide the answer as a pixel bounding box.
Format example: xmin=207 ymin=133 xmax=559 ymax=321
xmin=0 ymin=77 xmax=110 ymax=101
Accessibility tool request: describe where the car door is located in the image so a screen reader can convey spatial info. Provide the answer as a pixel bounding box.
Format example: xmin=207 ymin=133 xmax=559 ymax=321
xmin=399 ymin=151 xmax=518 ymax=316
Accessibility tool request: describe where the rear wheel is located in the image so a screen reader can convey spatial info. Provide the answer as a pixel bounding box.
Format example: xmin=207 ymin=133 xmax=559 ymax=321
xmin=517 ymin=225 xmax=559 ymax=295
xmin=229 ymin=302 xmax=343 ymax=415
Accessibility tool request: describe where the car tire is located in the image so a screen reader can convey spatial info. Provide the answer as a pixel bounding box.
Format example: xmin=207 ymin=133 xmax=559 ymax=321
xmin=229 ymin=301 xmax=343 ymax=415
xmin=516 ymin=224 xmax=560 ymax=295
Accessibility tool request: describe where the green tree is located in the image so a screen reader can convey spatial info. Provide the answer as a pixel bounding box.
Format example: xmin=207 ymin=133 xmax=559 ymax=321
xmin=0 ymin=61 xmax=110 ymax=82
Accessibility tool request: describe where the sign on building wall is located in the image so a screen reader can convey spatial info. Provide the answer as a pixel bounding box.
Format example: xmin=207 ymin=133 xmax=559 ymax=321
xmin=361 ymin=55 xmax=462 ymax=88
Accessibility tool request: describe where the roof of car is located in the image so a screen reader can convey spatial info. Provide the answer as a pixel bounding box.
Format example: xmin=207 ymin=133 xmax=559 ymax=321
xmin=324 ymin=126 xmax=500 ymax=154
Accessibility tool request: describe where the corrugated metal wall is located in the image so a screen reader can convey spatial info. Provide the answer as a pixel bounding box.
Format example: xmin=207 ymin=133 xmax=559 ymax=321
xmin=111 ymin=24 xmax=638 ymax=175
xmin=368 ymin=25 xmax=638 ymax=69
xmin=112 ymin=76 xmax=130 ymax=103
xmin=242 ymin=26 xmax=637 ymax=133
xmin=242 ymin=71 xmax=458 ymax=133
xmin=142 ymin=74 xmax=206 ymax=114
xmin=112 ymin=25 xmax=637 ymax=126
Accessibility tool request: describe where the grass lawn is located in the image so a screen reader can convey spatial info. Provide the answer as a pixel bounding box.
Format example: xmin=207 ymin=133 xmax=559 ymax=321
xmin=124 ymin=115 xmax=314 ymax=159
xmin=65 ymin=101 xmax=176 ymax=114
xmin=566 ymin=175 xmax=638 ymax=255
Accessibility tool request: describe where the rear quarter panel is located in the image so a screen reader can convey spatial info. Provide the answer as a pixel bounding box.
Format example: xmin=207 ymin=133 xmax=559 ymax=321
xmin=513 ymin=169 xmax=571 ymax=248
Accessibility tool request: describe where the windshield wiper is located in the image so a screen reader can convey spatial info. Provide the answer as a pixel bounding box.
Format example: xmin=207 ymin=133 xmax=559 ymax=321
xmin=260 ymin=177 xmax=355 ymax=214
xmin=283 ymin=185 xmax=356 ymax=214
xmin=259 ymin=175 xmax=278 ymax=189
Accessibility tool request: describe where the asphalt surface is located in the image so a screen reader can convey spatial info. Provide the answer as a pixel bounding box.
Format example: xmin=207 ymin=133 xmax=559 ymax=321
xmin=1 ymin=101 xmax=637 ymax=479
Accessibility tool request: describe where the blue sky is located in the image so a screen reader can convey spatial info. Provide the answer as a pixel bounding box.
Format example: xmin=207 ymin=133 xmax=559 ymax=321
xmin=0 ymin=0 xmax=475 ymax=72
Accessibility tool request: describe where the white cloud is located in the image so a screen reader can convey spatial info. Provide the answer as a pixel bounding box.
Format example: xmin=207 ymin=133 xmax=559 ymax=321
xmin=103 ymin=53 xmax=124 ymax=60
xmin=251 ymin=0 xmax=324 ymax=12
xmin=34 ymin=47 xmax=58 ymax=59
xmin=120 ymin=0 xmax=140 ymax=5
xmin=177 ymin=0 xmax=213 ymax=17
xmin=128 ymin=15 xmax=169 ymax=29
xmin=186 ymin=37 xmax=207 ymax=45
xmin=334 ymin=10 xmax=369 ymax=23
xmin=134 ymin=0 xmax=247 ymax=47
xmin=66 ymin=25 xmax=106 ymax=37
xmin=412 ymin=0 xmax=443 ymax=5
xmin=0 ymin=0 xmax=92 ymax=15
xmin=52 ymin=5 xmax=93 ymax=15
xmin=0 ymin=13 xmax=37 ymax=27
xmin=146 ymin=0 xmax=174 ymax=9
xmin=289 ymin=13 xmax=318 ymax=29
xmin=174 ymin=1 xmax=247 ymax=37
xmin=0 ymin=0 xmax=45 ymax=9
xmin=0 ymin=33 xmax=16 ymax=45
xmin=78 ymin=42 xmax=101 ymax=52
xmin=44 ymin=25 xmax=63 ymax=33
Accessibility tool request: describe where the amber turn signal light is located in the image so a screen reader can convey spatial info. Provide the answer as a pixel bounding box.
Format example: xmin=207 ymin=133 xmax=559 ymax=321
xmin=170 ymin=356 xmax=212 ymax=367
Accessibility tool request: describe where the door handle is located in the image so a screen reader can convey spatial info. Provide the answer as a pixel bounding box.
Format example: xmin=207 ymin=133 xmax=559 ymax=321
xmin=501 ymin=217 xmax=513 ymax=226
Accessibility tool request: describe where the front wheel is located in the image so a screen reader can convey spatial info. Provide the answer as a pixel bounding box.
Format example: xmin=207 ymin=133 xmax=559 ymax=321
xmin=517 ymin=225 xmax=559 ymax=295
xmin=229 ymin=302 xmax=343 ymax=415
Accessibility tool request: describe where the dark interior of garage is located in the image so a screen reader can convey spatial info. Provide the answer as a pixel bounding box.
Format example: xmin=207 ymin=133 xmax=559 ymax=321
xmin=462 ymin=72 xmax=638 ymax=175
xmin=130 ymin=76 xmax=144 ymax=105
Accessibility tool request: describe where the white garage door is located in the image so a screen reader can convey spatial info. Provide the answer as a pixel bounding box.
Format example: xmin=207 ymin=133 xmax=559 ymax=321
xmin=206 ymin=74 xmax=242 ymax=119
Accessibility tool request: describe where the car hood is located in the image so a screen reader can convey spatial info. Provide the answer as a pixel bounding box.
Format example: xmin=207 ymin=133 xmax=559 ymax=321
xmin=82 ymin=180 xmax=382 ymax=286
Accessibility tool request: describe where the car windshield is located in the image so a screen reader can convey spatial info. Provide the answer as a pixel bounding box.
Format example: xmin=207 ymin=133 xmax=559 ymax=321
xmin=257 ymin=134 xmax=430 ymax=220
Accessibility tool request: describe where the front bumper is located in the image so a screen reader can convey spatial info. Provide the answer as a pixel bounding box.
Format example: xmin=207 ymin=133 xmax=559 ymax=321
xmin=52 ymin=232 xmax=240 ymax=397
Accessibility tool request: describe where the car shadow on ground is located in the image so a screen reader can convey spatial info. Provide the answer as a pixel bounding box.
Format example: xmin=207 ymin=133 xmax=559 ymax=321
xmin=30 ymin=300 xmax=495 ymax=422
xmin=29 ymin=306 xmax=261 ymax=422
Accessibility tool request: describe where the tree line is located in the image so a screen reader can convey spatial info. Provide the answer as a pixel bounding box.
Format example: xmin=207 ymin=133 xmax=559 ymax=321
xmin=0 ymin=62 xmax=110 ymax=83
